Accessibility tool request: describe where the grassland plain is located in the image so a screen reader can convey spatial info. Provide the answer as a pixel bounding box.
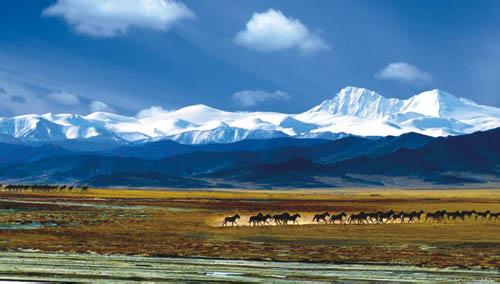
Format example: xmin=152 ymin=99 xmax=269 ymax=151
xmin=0 ymin=188 xmax=498 ymax=270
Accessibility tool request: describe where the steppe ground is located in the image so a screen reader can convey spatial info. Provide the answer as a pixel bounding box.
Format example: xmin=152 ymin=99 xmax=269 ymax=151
xmin=0 ymin=188 xmax=498 ymax=269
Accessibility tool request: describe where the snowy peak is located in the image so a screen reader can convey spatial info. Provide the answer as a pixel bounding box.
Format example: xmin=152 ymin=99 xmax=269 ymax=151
xmin=305 ymin=87 xmax=496 ymax=121
xmin=0 ymin=115 xmax=63 ymax=141
xmin=166 ymin=104 xmax=233 ymax=124
xmin=402 ymin=89 xmax=500 ymax=121
xmin=307 ymin=87 xmax=403 ymax=119
xmin=402 ymin=89 xmax=463 ymax=118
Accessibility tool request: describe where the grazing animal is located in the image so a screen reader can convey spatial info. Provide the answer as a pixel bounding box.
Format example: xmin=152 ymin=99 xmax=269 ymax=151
xmin=313 ymin=212 xmax=330 ymax=224
xmin=222 ymin=214 xmax=240 ymax=227
xmin=329 ymin=212 xmax=346 ymax=224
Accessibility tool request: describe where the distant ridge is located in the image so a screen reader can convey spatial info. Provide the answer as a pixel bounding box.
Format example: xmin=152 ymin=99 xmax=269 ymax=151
xmin=0 ymin=128 xmax=498 ymax=188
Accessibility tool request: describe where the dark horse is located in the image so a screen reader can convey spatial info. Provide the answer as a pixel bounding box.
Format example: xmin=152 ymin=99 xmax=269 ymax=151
xmin=489 ymin=212 xmax=499 ymax=221
xmin=273 ymin=212 xmax=291 ymax=225
xmin=329 ymin=212 xmax=347 ymax=224
xmin=313 ymin=212 xmax=330 ymax=223
xmin=249 ymin=212 xmax=272 ymax=226
xmin=348 ymin=212 xmax=368 ymax=224
xmin=285 ymin=213 xmax=301 ymax=225
xmin=476 ymin=210 xmax=491 ymax=221
xmin=222 ymin=214 xmax=240 ymax=227
xmin=425 ymin=210 xmax=447 ymax=223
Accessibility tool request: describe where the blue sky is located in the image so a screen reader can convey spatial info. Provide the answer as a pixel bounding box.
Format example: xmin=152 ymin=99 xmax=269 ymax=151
xmin=0 ymin=0 xmax=499 ymax=116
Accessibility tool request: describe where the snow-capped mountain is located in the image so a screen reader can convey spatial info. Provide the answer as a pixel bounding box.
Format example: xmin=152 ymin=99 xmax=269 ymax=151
xmin=1 ymin=87 xmax=499 ymax=144
xmin=164 ymin=122 xmax=288 ymax=145
xmin=296 ymin=87 xmax=500 ymax=137
xmin=0 ymin=114 xmax=120 ymax=142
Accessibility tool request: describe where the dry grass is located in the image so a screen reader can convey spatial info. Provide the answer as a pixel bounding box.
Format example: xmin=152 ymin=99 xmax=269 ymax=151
xmin=0 ymin=188 xmax=498 ymax=269
xmin=2 ymin=187 xmax=499 ymax=199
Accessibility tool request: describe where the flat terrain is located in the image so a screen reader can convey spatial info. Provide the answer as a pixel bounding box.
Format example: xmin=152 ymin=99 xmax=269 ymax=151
xmin=0 ymin=188 xmax=498 ymax=271
xmin=0 ymin=251 xmax=498 ymax=283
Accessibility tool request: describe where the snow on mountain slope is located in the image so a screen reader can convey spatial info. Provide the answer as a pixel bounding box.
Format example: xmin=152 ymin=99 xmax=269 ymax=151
xmin=0 ymin=115 xmax=67 ymax=141
xmin=303 ymin=87 xmax=404 ymax=120
xmin=0 ymin=86 xmax=499 ymax=144
xmin=0 ymin=113 xmax=128 ymax=142
xmin=295 ymin=87 xmax=500 ymax=137
xmin=164 ymin=123 xmax=288 ymax=144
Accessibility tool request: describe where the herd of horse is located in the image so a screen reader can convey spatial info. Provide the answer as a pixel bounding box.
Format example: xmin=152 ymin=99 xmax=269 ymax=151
xmin=222 ymin=210 xmax=499 ymax=227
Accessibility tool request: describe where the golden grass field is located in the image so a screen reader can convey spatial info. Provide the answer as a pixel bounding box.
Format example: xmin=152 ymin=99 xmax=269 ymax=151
xmin=0 ymin=188 xmax=498 ymax=269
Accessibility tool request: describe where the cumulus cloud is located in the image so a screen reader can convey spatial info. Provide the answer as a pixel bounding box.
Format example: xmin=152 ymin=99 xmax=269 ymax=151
xmin=232 ymin=89 xmax=290 ymax=107
xmin=375 ymin=62 xmax=432 ymax=85
xmin=235 ymin=9 xmax=329 ymax=54
xmin=47 ymin=91 xmax=80 ymax=106
xmin=42 ymin=0 xmax=195 ymax=37
xmin=89 ymin=100 xmax=115 ymax=112
xmin=135 ymin=106 xmax=169 ymax=118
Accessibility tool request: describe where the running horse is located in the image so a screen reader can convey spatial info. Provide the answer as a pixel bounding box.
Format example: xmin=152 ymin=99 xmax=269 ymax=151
xmin=273 ymin=212 xmax=291 ymax=225
xmin=329 ymin=212 xmax=346 ymax=224
xmin=285 ymin=213 xmax=301 ymax=225
xmin=249 ymin=212 xmax=263 ymax=226
xmin=222 ymin=214 xmax=240 ymax=227
xmin=348 ymin=212 xmax=368 ymax=224
xmin=249 ymin=213 xmax=272 ymax=226
xmin=312 ymin=212 xmax=330 ymax=224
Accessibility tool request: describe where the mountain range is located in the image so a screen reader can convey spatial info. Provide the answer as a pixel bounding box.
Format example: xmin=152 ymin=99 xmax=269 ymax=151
xmin=0 ymin=127 xmax=498 ymax=188
xmin=0 ymin=86 xmax=499 ymax=188
xmin=1 ymin=87 xmax=499 ymax=146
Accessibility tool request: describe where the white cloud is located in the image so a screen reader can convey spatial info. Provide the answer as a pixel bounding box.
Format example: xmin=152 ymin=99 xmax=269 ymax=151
xmin=232 ymin=90 xmax=290 ymax=107
xmin=89 ymin=100 xmax=115 ymax=112
xmin=235 ymin=9 xmax=329 ymax=54
xmin=42 ymin=0 xmax=195 ymax=37
xmin=47 ymin=91 xmax=80 ymax=106
xmin=375 ymin=62 xmax=432 ymax=85
xmin=135 ymin=105 xmax=169 ymax=118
